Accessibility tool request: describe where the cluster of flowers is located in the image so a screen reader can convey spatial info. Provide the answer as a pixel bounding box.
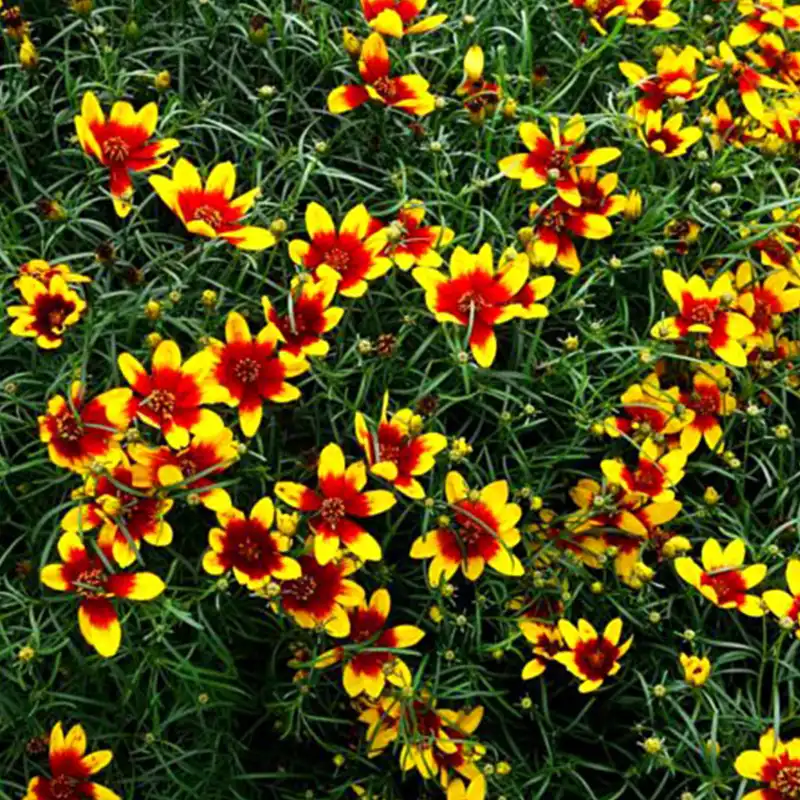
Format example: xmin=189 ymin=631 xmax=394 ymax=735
xmin=2 ymin=2 xmax=40 ymax=69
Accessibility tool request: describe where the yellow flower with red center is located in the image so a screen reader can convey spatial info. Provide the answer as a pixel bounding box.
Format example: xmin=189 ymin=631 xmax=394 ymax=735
xmin=708 ymin=41 xmax=789 ymax=119
xmin=277 ymin=553 xmax=365 ymax=636
xmin=651 ymin=269 xmax=756 ymax=366
xmin=499 ymin=115 xmax=621 ymax=206
xmin=289 ymin=202 xmax=391 ymax=297
xmin=360 ymin=0 xmax=447 ymax=37
xmin=410 ymin=471 xmax=523 ymax=583
xmin=379 ymin=200 xmax=455 ymax=269
xmin=527 ymin=507 xmax=606 ymax=569
xmin=619 ymin=47 xmax=717 ymax=123
xmin=752 ymin=207 xmax=800 ymax=278
xmin=569 ymin=0 xmax=627 ymax=34
xmin=705 ymin=97 xmax=766 ymax=150
xmin=74 ymin=91 xmax=179 ymax=218
xmin=553 ymin=617 xmax=632 ymax=693
xmin=677 ymin=365 xmax=737 ymax=453
xmin=128 ymin=427 xmax=238 ymax=512
xmin=15 ymin=259 xmax=91 ymax=288
xmin=119 ymin=339 xmax=226 ymax=449
xmin=413 ymin=244 xmax=531 ymax=367
xmin=748 ymin=32 xmax=800 ymax=87
xmin=261 ymin=276 xmax=344 ymax=358
xmin=2 ymin=5 xmax=30 ymax=40
xmin=568 ymin=477 xmax=682 ymax=584
xmin=638 ymin=110 xmax=702 ymax=157
xmin=38 ymin=381 xmax=133 ymax=474
xmin=9 ymin=275 xmax=87 ymax=349
xmin=315 ymin=588 xmax=425 ymax=697
xmin=601 ymin=439 xmax=687 ymax=503
xmin=761 ymin=95 xmax=800 ymax=147
xmin=679 ymin=652 xmax=711 ymax=687
xmin=675 ymin=538 xmax=767 ymax=615
xmin=762 ymin=559 xmax=800 ymax=635
xmin=456 ymin=46 xmax=503 ymax=124
xmin=734 ymin=728 xmax=800 ymax=799
xmin=149 ymin=158 xmax=276 ymax=250
xmin=520 ymin=617 xmax=564 ymax=679
xmin=206 ymin=311 xmax=308 ymax=437
xmin=40 ymin=531 xmax=165 ymax=657
xmin=604 ymin=372 xmax=688 ymax=443
xmin=24 ymin=722 xmax=120 ymax=800
xmin=354 ymin=392 xmax=447 ymax=499
xmin=61 ymin=455 xmax=174 ymax=568
xmin=275 ymin=442 xmax=396 ymax=564
xmin=202 ymin=497 xmax=301 ymax=589
xmin=736 ymin=261 xmax=800 ymax=346
xmin=327 ymin=32 xmax=435 ymax=116
xmin=625 ymin=0 xmax=680 ymax=28
xmin=731 ymin=0 xmax=800 ymax=47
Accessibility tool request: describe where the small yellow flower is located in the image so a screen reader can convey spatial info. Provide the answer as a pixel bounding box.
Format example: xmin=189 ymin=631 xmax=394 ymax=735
xmin=679 ymin=652 xmax=711 ymax=687
xmin=642 ymin=736 xmax=664 ymax=755
xmin=201 ymin=289 xmax=218 ymax=309
xmin=18 ymin=645 xmax=35 ymax=662
xmin=703 ymin=486 xmax=720 ymax=505
xmin=154 ymin=70 xmax=172 ymax=91
xmin=19 ymin=37 xmax=39 ymax=70
xmin=144 ymin=299 xmax=162 ymax=321
xmin=624 ymin=190 xmax=643 ymax=221
xmin=342 ymin=27 xmax=361 ymax=58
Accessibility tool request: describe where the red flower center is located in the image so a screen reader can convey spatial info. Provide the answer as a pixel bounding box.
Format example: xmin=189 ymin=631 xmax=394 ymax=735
xmin=456 ymin=291 xmax=488 ymax=315
xmin=320 ymin=497 xmax=347 ymax=529
xmin=48 ymin=308 xmax=68 ymax=329
xmin=686 ymin=300 xmax=717 ymax=325
xmin=630 ymin=460 xmax=665 ymax=495
xmin=146 ymin=389 xmax=176 ymax=418
xmin=102 ymin=135 xmax=130 ymax=163
xmin=49 ymin=774 xmax=80 ymax=800
xmin=686 ymin=388 xmax=719 ymax=416
xmin=236 ymin=535 xmax=263 ymax=563
xmin=74 ymin=567 xmax=106 ymax=597
xmin=379 ymin=443 xmax=401 ymax=463
xmin=700 ymin=569 xmax=747 ymax=605
xmin=56 ymin=413 xmax=82 ymax=441
xmin=547 ymin=150 xmax=569 ymax=171
xmin=373 ymin=76 xmax=398 ymax=100
xmin=233 ymin=357 xmax=261 ymax=383
xmin=773 ymin=765 xmax=800 ymax=798
xmin=457 ymin=517 xmax=489 ymax=545
xmin=574 ymin=636 xmax=619 ymax=680
xmin=178 ymin=454 xmax=197 ymax=475
xmin=325 ymin=247 xmax=351 ymax=271
xmin=751 ymin=297 xmax=774 ymax=333
xmin=282 ymin=574 xmax=318 ymax=601
xmin=194 ymin=205 xmax=223 ymax=229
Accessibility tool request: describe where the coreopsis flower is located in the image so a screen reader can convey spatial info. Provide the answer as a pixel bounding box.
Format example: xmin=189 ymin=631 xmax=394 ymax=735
xmin=8 ymin=276 xmax=87 ymax=349
xmin=202 ymin=497 xmax=301 ymax=589
xmin=752 ymin=207 xmax=800 ymax=277
xmin=360 ymin=0 xmax=447 ymax=37
xmin=445 ymin=777 xmax=486 ymax=800
xmin=206 ymin=312 xmax=308 ymax=437
xmin=128 ymin=427 xmax=238 ymax=512
xmin=119 ymin=339 xmax=226 ymax=448
xmin=288 ymin=202 xmax=391 ymax=297
xmin=38 ymin=381 xmax=133 ymax=474
xmin=734 ymin=728 xmax=800 ymax=798
xmin=570 ymin=0 xmax=627 ymax=34
xmin=149 ymin=158 xmax=276 ymax=250
xmin=277 ymin=554 xmax=365 ymax=636
xmin=762 ymin=559 xmax=800 ymax=636
xmin=24 ymin=722 xmax=120 ymax=800
xmin=379 ymin=201 xmax=455 ymax=269
xmin=708 ymin=41 xmax=789 ymax=119
xmin=16 ymin=259 xmax=91 ymax=288
xmin=568 ymin=478 xmax=682 ymax=584
xmin=354 ymin=392 xmax=447 ymax=498
xmin=664 ymin=218 xmax=701 ymax=254
xmin=74 ymin=91 xmax=180 ymax=218
xmin=638 ymin=110 xmax=702 ymax=157
xmin=2 ymin=5 xmax=29 ymax=40
xmin=730 ymin=0 xmax=800 ymax=47
xmin=737 ymin=262 xmax=800 ymax=349
xmin=456 ymin=45 xmax=503 ymax=124
xmin=327 ymin=32 xmax=436 ymax=117
xmin=680 ymin=653 xmax=711 ymax=687
xmin=432 ymin=707 xmax=486 ymax=788
xmin=275 ymin=442 xmax=396 ymax=564
xmin=61 ymin=456 xmax=173 ymax=568
xmin=498 ymin=116 xmax=621 ymax=206
xmin=651 ymin=269 xmax=756 ymax=366
xmin=315 ymin=588 xmax=425 ymax=697
xmin=40 ymin=531 xmax=165 ymax=656
xmin=520 ymin=196 xmax=615 ymax=275
xmin=520 ymin=618 xmax=564 ymax=679
xmin=261 ymin=276 xmax=344 ymax=358
xmin=624 ymin=189 xmax=643 ymax=220
xmin=410 ymin=471 xmax=524 ymax=583
xmin=705 ymin=97 xmax=765 ymax=150
xmin=604 ymin=373 xmax=687 ymax=443
xmin=748 ymin=32 xmax=800 ymax=87
xmin=601 ymin=439 xmax=687 ymax=503
xmin=675 ymin=538 xmax=767 ymax=615
xmin=528 ymin=507 xmax=605 ymax=569
xmin=677 ymin=365 xmax=736 ymax=453
xmin=19 ymin=35 xmax=38 ymax=69
xmin=761 ymin=96 xmax=800 ymax=147
xmin=413 ymin=244 xmax=530 ymax=367
xmin=553 ymin=618 xmax=632 ymax=693
xmin=625 ymin=0 xmax=680 ymax=28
